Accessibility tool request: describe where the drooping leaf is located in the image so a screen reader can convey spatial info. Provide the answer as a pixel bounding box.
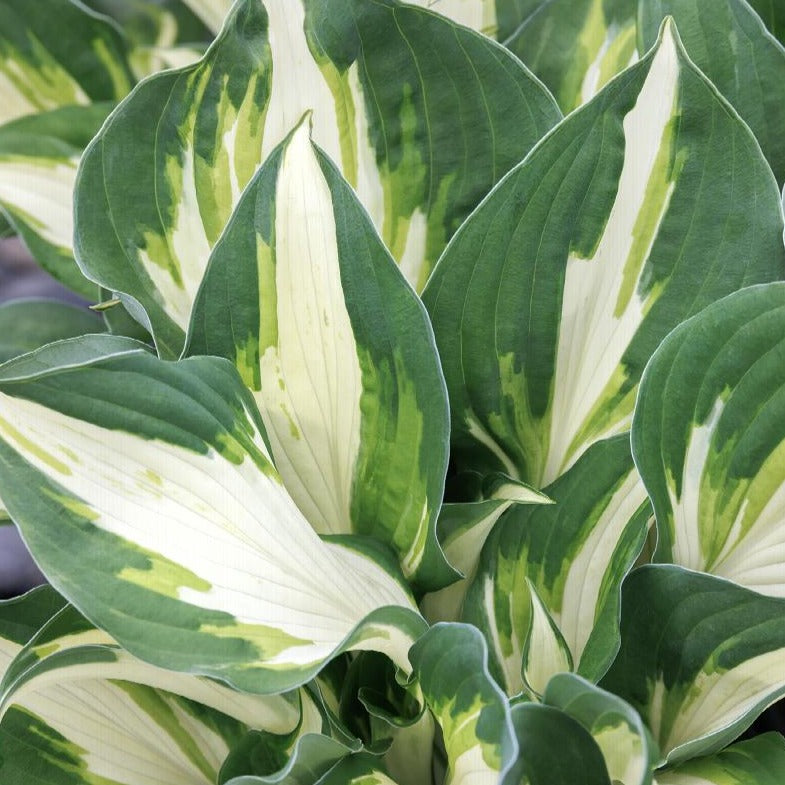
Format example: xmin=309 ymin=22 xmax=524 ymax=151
xmin=75 ymin=0 xmax=561 ymax=357
xmin=462 ymin=435 xmax=650 ymax=695
xmin=423 ymin=18 xmax=785 ymax=487
xmin=0 ymin=0 xmax=134 ymax=122
xmin=633 ymin=283 xmax=785 ymax=596
xmin=504 ymin=0 xmax=638 ymax=113
xmin=501 ymin=701 xmax=612 ymax=785
xmin=188 ymin=120 xmax=453 ymax=592
xmin=0 ymin=335 xmax=426 ymax=694
xmin=654 ymin=733 xmax=785 ymax=784
xmin=0 ymin=596 xmax=312 ymax=785
xmin=409 ymin=622 xmax=516 ymax=785
xmin=639 ymin=0 xmax=785 ymax=184
xmin=600 ymin=565 xmax=785 ymax=764
xmin=544 ymin=673 xmax=659 ymax=785
xmin=0 ymin=299 xmax=104 ymax=363
xmin=0 ymin=103 xmax=113 ymax=298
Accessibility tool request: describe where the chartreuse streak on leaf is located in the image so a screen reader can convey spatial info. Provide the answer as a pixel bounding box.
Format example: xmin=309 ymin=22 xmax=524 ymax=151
xmin=544 ymin=673 xmax=659 ymax=785
xmin=409 ymin=623 xmax=516 ymax=785
xmin=424 ymin=17 xmax=785 ymax=488
xmin=188 ymin=120 xmax=454 ymax=593
xmin=633 ymin=283 xmax=785 ymax=597
xmin=639 ymin=0 xmax=785 ymax=184
xmin=504 ymin=0 xmax=638 ymax=113
xmin=0 ymin=335 xmax=425 ymax=695
xmin=601 ymin=565 xmax=785 ymax=764
xmin=462 ymin=435 xmax=650 ymax=695
xmin=0 ymin=0 xmax=134 ymax=122
xmin=0 ymin=593 xmax=315 ymax=785
xmin=76 ymin=0 xmax=560 ymax=359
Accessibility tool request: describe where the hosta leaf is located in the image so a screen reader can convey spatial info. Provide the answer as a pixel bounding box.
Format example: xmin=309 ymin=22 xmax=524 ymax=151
xmin=747 ymin=0 xmax=785 ymax=45
xmin=0 ymin=299 xmax=104 ymax=363
xmin=0 ymin=597 xmax=311 ymax=785
xmin=0 ymin=103 xmax=113 ymax=298
xmin=0 ymin=586 xmax=67 ymax=662
xmin=501 ymin=702 xmax=611 ymax=785
xmin=76 ymin=0 xmax=560 ymax=357
xmin=180 ymin=0 xmax=233 ymax=33
xmin=0 ymin=335 xmax=425 ymax=694
xmin=639 ymin=0 xmax=785 ymax=184
xmin=463 ymin=435 xmax=650 ymax=695
xmin=313 ymin=754 xmax=400 ymax=784
xmin=421 ymin=480 xmax=552 ymax=623
xmin=544 ymin=673 xmax=659 ymax=785
xmin=75 ymin=0 xmax=273 ymax=357
xmin=0 ymin=0 xmax=133 ymax=122
xmin=600 ymin=565 xmax=785 ymax=764
xmin=219 ymin=730 xmax=360 ymax=784
xmin=409 ymin=622 xmax=516 ymax=785
xmin=505 ymin=0 xmax=638 ymax=113
xmin=655 ymin=733 xmax=785 ymax=784
xmin=633 ymin=283 xmax=785 ymax=595
xmin=188 ymin=121 xmax=452 ymax=592
xmin=423 ymin=19 xmax=785 ymax=487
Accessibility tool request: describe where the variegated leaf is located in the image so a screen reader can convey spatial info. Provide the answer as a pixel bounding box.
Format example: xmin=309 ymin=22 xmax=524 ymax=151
xmin=600 ymin=565 xmax=785 ymax=764
xmin=0 ymin=298 xmax=104 ymax=363
xmin=188 ymin=121 xmax=452 ymax=592
xmin=505 ymin=0 xmax=638 ymax=112
xmin=83 ymin=0 xmax=210 ymax=78
xmin=502 ymin=701 xmax=611 ymax=785
xmin=75 ymin=0 xmax=273 ymax=357
xmin=0 ymin=0 xmax=133 ymax=122
xmin=312 ymin=754 xmax=401 ymax=784
xmin=75 ymin=0 xmax=561 ymax=357
xmin=462 ymin=435 xmax=650 ymax=695
xmin=409 ymin=622 xmax=516 ymax=785
xmin=0 ymin=104 xmax=112 ymax=298
xmin=544 ymin=673 xmax=659 ymax=785
xmin=640 ymin=0 xmax=785 ymax=184
xmin=420 ymin=479 xmax=552 ymax=623
xmin=423 ymin=19 xmax=785 ymax=488
xmin=633 ymin=283 xmax=785 ymax=596
xmin=219 ymin=731 xmax=360 ymax=785
xmin=654 ymin=733 xmax=785 ymax=785
xmin=0 ymin=335 xmax=426 ymax=694
xmin=0 ymin=596 xmax=314 ymax=785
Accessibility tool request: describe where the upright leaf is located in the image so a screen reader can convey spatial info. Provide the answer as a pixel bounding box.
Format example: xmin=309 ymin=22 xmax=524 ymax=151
xmin=462 ymin=435 xmax=650 ymax=694
xmin=0 ymin=0 xmax=134 ymax=122
xmin=505 ymin=0 xmax=638 ymax=112
xmin=409 ymin=623 xmax=516 ymax=785
xmin=188 ymin=121 xmax=452 ymax=592
xmin=600 ymin=565 xmax=785 ymax=764
xmin=633 ymin=283 xmax=785 ymax=596
xmin=76 ymin=0 xmax=561 ymax=356
xmin=0 ymin=336 xmax=425 ymax=694
xmin=639 ymin=0 xmax=785 ymax=184
xmin=423 ymin=19 xmax=785 ymax=487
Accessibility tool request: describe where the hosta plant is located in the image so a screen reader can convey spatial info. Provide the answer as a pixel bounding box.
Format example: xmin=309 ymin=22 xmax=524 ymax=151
xmin=2 ymin=0 xmax=785 ymax=783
